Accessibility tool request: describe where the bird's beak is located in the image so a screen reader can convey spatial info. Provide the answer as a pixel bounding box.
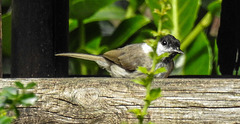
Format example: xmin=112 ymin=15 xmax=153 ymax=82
xmin=174 ymin=49 xmax=184 ymax=54
xmin=170 ymin=48 xmax=183 ymax=54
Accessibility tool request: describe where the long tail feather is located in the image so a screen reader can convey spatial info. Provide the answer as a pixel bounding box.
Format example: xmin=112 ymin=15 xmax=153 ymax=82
xmin=55 ymin=53 xmax=105 ymax=62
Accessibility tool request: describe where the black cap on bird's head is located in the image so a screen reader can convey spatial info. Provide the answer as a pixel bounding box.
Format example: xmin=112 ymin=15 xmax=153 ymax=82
xmin=159 ymin=34 xmax=183 ymax=54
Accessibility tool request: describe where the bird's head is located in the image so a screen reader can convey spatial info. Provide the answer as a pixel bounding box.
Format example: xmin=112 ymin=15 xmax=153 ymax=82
xmin=157 ymin=35 xmax=183 ymax=57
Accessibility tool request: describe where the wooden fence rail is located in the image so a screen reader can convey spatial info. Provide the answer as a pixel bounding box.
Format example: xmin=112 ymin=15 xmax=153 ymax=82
xmin=1 ymin=78 xmax=240 ymax=123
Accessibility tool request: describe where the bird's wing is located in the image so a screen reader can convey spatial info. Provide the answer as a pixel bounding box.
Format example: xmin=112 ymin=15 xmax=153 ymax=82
xmin=103 ymin=44 xmax=152 ymax=71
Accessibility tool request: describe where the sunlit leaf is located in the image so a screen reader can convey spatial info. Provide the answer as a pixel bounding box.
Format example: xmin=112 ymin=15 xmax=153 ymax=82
xmin=168 ymin=0 xmax=200 ymax=40
xmin=148 ymin=122 xmax=155 ymax=124
xmin=20 ymin=93 xmax=37 ymax=106
xmin=137 ymin=66 xmax=149 ymax=74
xmin=69 ymin=18 xmax=78 ymax=32
xmin=128 ymin=108 xmax=142 ymax=116
xmin=154 ymin=67 xmax=166 ymax=75
xmin=132 ymin=78 xmax=148 ymax=87
xmin=146 ymin=0 xmax=200 ymax=40
xmin=145 ymin=88 xmax=161 ymax=102
xmin=2 ymin=87 xmax=18 ymax=98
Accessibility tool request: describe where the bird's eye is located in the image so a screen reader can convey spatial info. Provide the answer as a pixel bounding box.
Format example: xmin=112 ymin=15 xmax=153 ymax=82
xmin=162 ymin=40 xmax=168 ymax=46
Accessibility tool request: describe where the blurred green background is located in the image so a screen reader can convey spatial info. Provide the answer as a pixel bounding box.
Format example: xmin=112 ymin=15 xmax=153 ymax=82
xmin=2 ymin=0 xmax=222 ymax=76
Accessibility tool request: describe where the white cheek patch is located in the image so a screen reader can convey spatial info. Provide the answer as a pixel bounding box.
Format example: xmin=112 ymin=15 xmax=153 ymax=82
xmin=142 ymin=42 xmax=166 ymax=56
xmin=141 ymin=43 xmax=153 ymax=54
xmin=157 ymin=43 xmax=166 ymax=56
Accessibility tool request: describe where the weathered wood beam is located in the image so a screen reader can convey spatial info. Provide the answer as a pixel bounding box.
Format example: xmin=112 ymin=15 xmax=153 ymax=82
xmin=1 ymin=78 xmax=240 ymax=123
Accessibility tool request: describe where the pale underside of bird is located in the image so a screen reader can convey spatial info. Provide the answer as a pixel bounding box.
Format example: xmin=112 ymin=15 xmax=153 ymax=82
xmin=56 ymin=35 xmax=183 ymax=78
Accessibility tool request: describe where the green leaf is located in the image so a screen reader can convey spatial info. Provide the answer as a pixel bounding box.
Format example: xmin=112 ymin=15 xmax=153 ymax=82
xmin=128 ymin=108 xmax=142 ymax=116
xmin=14 ymin=82 xmax=24 ymax=89
xmin=20 ymin=93 xmax=37 ymax=106
xmin=132 ymin=78 xmax=148 ymax=87
xmin=2 ymin=87 xmax=18 ymax=98
xmin=69 ymin=18 xmax=78 ymax=32
xmin=126 ymin=0 xmax=144 ymax=18
xmin=208 ymin=0 xmax=221 ymax=16
xmin=84 ymin=4 xmax=126 ymax=24
xmin=0 ymin=108 xmax=7 ymax=116
xmin=146 ymin=0 xmax=200 ymax=40
xmin=0 ymin=96 xmax=7 ymax=107
xmin=131 ymin=29 xmax=153 ymax=44
xmin=2 ymin=13 xmax=12 ymax=57
xmin=169 ymin=0 xmax=200 ymax=40
xmin=85 ymin=38 xmax=106 ymax=55
xmin=69 ymin=0 xmax=117 ymax=20
xmin=148 ymin=122 xmax=155 ymax=124
xmin=146 ymin=88 xmax=161 ymax=102
xmin=183 ymin=32 xmax=212 ymax=75
xmin=145 ymin=0 xmax=162 ymax=27
xmin=157 ymin=52 xmax=170 ymax=61
xmin=25 ymin=82 xmax=37 ymax=89
xmin=154 ymin=67 xmax=166 ymax=75
xmin=137 ymin=66 xmax=149 ymax=74
xmin=149 ymin=52 xmax=154 ymax=59
xmin=107 ymin=15 xmax=151 ymax=49
xmin=84 ymin=22 xmax=106 ymax=55
xmin=0 ymin=116 xmax=13 ymax=124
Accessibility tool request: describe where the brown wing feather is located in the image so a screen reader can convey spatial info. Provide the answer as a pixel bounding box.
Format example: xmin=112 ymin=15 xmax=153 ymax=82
xmin=103 ymin=44 xmax=152 ymax=71
xmin=102 ymin=49 xmax=122 ymax=65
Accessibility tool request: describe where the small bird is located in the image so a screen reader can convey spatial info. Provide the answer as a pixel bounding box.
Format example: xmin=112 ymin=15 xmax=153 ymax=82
xmin=56 ymin=35 xmax=183 ymax=78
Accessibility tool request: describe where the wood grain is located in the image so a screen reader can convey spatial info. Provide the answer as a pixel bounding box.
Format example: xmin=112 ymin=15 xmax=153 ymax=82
xmin=1 ymin=78 xmax=240 ymax=123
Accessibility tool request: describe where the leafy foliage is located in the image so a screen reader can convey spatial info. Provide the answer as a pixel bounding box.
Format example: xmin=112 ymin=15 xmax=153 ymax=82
xmin=129 ymin=1 xmax=172 ymax=123
xmin=67 ymin=0 xmax=221 ymax=76
xmin=107 ymin=15 xmax=150 ymax=49
xmin=184 ymin=32 xmax=213 ymax=74
xmin=0 ymin=82 xmax=37 ymax=124
xmin=0 ymin=0 xmax=223 ymax=123
xmin=2 ymin=0 xmax=222 ymax=76
xmin=69 ymin=0 xmax=118 ymax=20
xmin=129 ymin=0 xmax=221 ymax=123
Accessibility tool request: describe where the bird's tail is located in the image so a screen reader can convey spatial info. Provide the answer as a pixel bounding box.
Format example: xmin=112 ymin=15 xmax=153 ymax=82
xmin=55 ymin=53 xmax=106 ymax=62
